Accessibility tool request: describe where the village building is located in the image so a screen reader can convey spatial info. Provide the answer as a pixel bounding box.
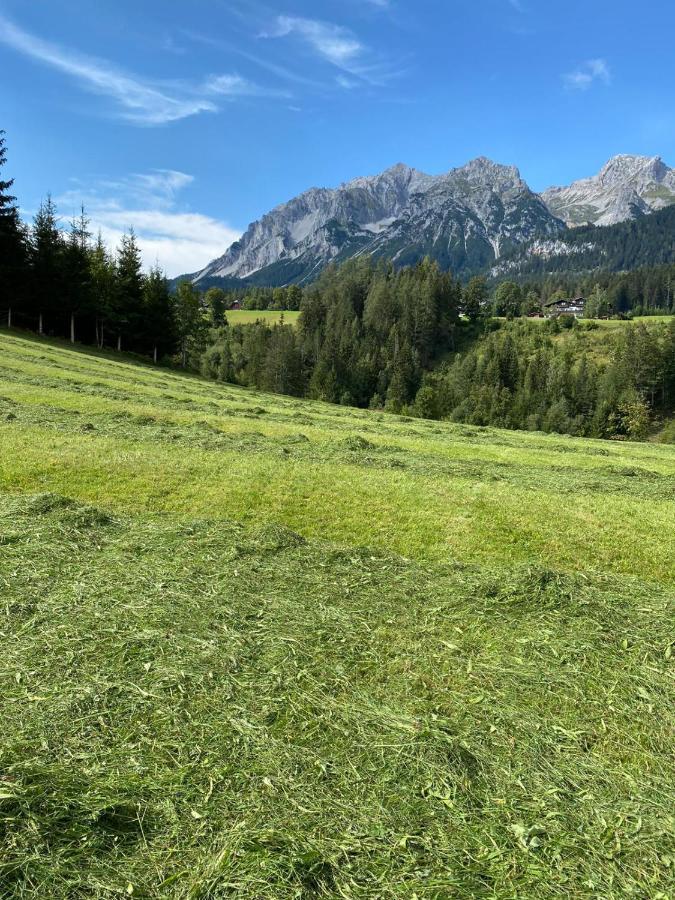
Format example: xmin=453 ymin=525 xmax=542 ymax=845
xmin=542 ymin=297 xmax=586 ymax=319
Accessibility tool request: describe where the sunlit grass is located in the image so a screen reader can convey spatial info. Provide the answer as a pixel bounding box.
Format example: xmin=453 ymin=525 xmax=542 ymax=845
xmin=0 ymin=328 xmax=673 ymax=898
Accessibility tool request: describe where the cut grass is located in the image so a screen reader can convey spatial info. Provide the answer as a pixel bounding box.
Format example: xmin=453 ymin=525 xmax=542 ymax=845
xmin=0 ymin=330 xmax=674 ymax=583
xmin=0 ymin=329 xmax=674 ymax=898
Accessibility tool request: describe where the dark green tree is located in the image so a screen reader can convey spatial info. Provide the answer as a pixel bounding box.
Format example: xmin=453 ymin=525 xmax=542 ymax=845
xmin=463 ymin=276 xmax=488 ymax=321
xmin=143 ymin=267 xmax=177 ymax=362
xmin=204 ymin=287 xmax=227 ymax=326
xmin=115 ymin=230 xmax=144 ymax=351
xmin=174 ymin=280 xmax=205 ymax=367
xmin=64 ymin=206 xmax=92 ymax=343
xmin=29 ymin=196 xmax=65 ymax=335
xmin=0 ymin=131 xmax=27 ymax=327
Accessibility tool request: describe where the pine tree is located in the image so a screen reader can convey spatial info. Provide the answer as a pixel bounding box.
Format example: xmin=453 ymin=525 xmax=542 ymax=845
xmin=64 ymin=206 xmax=92 ymax=343
xmin=0 ymin=131 xmax=27 ymax=327
xmin=174 ymin=280 xmax=205 ymax=367
xmin=89 ymin=233 xmax=117 ymax=348
xmin=29 ymin=196 xmax=65 ymax=335
xmin=143 ymin=267 xmax=176 ymax=362
xmin=115 ymin=230 xmax=144 ymax=351
xmin=262 ymin=324 xmax=304 ymax=396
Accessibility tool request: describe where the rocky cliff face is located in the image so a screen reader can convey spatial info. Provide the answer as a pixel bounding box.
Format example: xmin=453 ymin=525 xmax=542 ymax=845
xmin=193 ymin=154 xmax=675 ymax=286
xmin=542 ymin=155 xmax=675 ymax=227
xmin=194 ymin=157 xmax=564 ymax=285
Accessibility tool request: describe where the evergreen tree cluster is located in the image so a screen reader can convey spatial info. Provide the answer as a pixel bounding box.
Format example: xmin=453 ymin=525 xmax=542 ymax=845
xmin=0 ymin=132 xmax=185 ymax=360
xmin=494 ymin=266 xmax=675 ymax=316
xmin=196 ymin=257 xmax=462 ymax=409
xmin=417 ymin=318 xmax=675 ymax=440
xmin=2 ymin=197 xmax=178 ymax=358
xmin=500 ymin=203 xmax=675 ymax=283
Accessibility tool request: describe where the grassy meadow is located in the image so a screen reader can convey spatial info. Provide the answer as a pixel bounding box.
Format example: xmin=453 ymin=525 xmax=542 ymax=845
xmin=0 ymin=328 xmax=673 ymax=898
xmin=225 ymin=309 xmax=301 ymax=327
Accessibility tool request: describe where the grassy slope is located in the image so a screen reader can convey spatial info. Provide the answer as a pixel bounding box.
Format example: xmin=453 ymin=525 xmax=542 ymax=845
xmin=0 ymin=329 xmax=673 ymax=898
xmin=225 ymin=309 xmax=301 ymax=326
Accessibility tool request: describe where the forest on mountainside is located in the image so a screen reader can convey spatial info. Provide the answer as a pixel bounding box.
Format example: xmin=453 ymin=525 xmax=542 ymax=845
xmin=498 ymin=203 xmax=675 ymax=278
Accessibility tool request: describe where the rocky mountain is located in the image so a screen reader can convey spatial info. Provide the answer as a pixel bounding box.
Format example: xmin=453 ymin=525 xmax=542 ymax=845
xmin=542 ymin=155 xmax=675 ymax=227
xmin=189 ymin=154 xmax=675 ymax=288
xmin=193 ymin=158 xmax=565 ymax=286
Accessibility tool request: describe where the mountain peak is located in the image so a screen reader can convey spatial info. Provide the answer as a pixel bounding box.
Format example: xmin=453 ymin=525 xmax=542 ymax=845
xmin=195 ymin=155 xmax=560 ymax=285
xmin=452 ymin=156 xmax=523 ymax=186
xmin=543 ymin=154 xmax=675 ymax=226
xmin=598 ymin=154 xmax=667 ymax=185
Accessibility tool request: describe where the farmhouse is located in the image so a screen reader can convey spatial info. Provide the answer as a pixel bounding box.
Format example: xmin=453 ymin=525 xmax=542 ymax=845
xmin=543 ymin=297 xmax=585 ymax=319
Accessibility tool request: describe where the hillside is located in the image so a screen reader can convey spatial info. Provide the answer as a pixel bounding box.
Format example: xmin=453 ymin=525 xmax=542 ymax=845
xmin=0 ymin=330 xmax=674 ymax=898
xmin=496 ymin=203 xmax=675 ymax=278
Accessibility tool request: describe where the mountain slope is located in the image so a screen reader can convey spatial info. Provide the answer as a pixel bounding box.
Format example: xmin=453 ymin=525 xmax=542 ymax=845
xmin=185 ymin=154 xmax=675 ymax=289
xmin=495 ymin=202 xmax=675 ymax=277
xmin=542 ymin=155 xmax=675 ymax=226
xmin=194 ymin=158 xmax=564 ymax=286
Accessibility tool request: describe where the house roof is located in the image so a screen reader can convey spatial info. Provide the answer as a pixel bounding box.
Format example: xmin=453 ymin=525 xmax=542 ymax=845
xmin=543 ymin=297 xmax=585 ymax=308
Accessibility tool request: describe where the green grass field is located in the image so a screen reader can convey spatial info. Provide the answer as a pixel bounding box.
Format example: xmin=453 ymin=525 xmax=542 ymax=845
xmin=225 ymin=309 xmax=301 ymax=326
xmin=1 ymin=329 xmax=673 ymax=898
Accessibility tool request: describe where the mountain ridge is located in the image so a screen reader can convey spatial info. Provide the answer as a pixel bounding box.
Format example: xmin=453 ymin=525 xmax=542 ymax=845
xmin=188 ymin=154 xmax=675 ymax=287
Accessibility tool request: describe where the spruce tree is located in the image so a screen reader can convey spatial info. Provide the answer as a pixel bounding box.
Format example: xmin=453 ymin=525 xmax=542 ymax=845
xmin=0 ymin=131 xmax=27 ymax=327
xmin=143 ymin=267 xmax=177 ymax=362
xmin=29 ymin=196 xmax=65 ymax=335
xmin=174 ymin=280 xmax=205 ymax=367
xmin=65 ymin=206 xmax=92 ymax=343
xmin=89 ymin=233 xmax=117 ymax=348
xmin=115 ymin=230 xmax=144 ymax=351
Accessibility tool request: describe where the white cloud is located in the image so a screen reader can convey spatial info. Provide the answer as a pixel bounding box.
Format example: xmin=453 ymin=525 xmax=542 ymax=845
xmin=0 ymin=15 xmax=281 ymax=125
xmin=261 ymin=15 xmax=400 ymax=86
xmin=564 ymin=58 xmax=611 ymax=91
xmin=264 ymin=16 xmax=363 ymax=68
xmin=203 ymin=73 xmax=289 ymax=99
xmin=336 ymin=74 xmax=359 ymax=89
xmin=57 ymin=171 xmax=241 ymax=277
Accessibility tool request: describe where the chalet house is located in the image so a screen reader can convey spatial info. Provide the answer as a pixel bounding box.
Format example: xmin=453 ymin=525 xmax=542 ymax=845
xmin=543 ymin=297 xmax=585 ymax=319
xmin=230 ymin=299 xmax=242 ymax=310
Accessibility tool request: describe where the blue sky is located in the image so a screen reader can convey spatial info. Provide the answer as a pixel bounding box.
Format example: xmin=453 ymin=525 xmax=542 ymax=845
xmin=1 ymin=0 xmax=674 ymax=275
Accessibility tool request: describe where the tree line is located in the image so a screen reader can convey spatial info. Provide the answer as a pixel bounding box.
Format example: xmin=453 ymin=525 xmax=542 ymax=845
xmin=415 ymin=318 xmax=675 ymax=440
xmin=196 ymin=257 xmax=462 ymax=410
xmin=2 ymin=130 xmax=674 ymax=441
xmin=490 ymin=266 xmax=675 ymax=317
xmin=192 ymin=261 xmax=675 ymax=441
xmin=499 ymin=203 xmax=675 ymax=281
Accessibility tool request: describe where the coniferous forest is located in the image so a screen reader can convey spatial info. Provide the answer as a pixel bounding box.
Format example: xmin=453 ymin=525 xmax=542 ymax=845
xmin=1 ymin=131 xmax=674 ymax=443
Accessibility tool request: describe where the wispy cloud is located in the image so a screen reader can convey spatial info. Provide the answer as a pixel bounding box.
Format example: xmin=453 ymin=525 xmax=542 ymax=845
xmin=57 ymin=171 xmax=240 ymax=277
xmin=564 ymin=58 xmax=611 ymax=91
xmin=263 ymin=16 xmax=364 ymax=68
xmin=186 ymin=30 xmax=325 ymax=90
xmin=0 ymin=14 xmax=282 ymax=125
xmin=336 ymin=74 xmax=359 ymax=90
xmin=507 ymin=0 xmax=524 ymax=11
xmin=261 ymin=14 xmax=402 ymax=86
xmin=203 ymin=73 xmax=289 ymax=98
